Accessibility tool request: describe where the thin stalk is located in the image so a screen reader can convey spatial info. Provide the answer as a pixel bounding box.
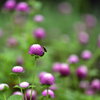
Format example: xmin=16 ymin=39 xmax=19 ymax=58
xmin=25 ymin=91 xmax=27 ymax=100
xmin=30 ymin=56 xmax=37 ymax=100
xmin=3 ymin=92 xmax=6 ymax=100
xmin=47 ymin=87 xmax=49 ymax=100
xmin=18 ymin=75 xmax=24 ymax=100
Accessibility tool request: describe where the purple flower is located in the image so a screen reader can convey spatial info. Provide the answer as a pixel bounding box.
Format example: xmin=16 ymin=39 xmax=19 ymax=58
xmin=98 ymin=34 xmax=100 ymax=48
xmin=16 ymin=56 xmax=24 ymax=65
xmin=26 ymin=89 xmax=37 ymax=100
xmin=33 ymin=28 xmax=46 ymax=40
xmin=49 ymin=84 xmax=58 ymax=91
xmin=59 ymin=63 xmax=70 ymax=76
xmin=79 ymin=81 xmax=89 ymax=89
xmin=12 ymin=66 xmax=24 ymax=73
xmin=0 ymin=29 xmax=2 ymax=39
xmin=40 ymin=73 xmax=55 ymax=85
xmin=29 ymin=44 xmax=44 ymax=56
xmin=13 ymin=91 xmax=22 ymax=95
xmin=76 ymin=65 xmax=88 ymax=79
xmin=16 ymin=2 xmax=29 ymax=12
xmin=19 ymin=82 xmax=29 ymax=88
xmin=78 ymin=31 xmax=89 ymax=44
xmin=67 ymin=54 xmax=79 ymax=64
xmin=42 ymin=89 xmax=54 ymax=98
xmin=81 ymin=50 xmax=92 ymax=60
xmin=90 ymin=79 xmax=100 ymax=90
xmin=38 ymin=71 xmax=47 ymax=79
xmin=33 ymin=15 xmax=44 ymax=22
xmin=52 ymin=62 xmax=61 ymax=72
xmin=4 ymin=0 xmax=16 ymax=10
xmin=58 ymin=2 xmax=72 ymax=14
xmin=0 ymin=83 xmax=9 ymax=91
xmin=85 ymin=88 xmax=94 ymax=95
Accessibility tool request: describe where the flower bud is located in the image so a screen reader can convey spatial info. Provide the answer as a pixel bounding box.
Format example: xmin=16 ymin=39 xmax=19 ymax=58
xmin=12 ymin=66 xmax=24 ymax=73
xmin=19 ymin=82 xmax=29 ymax=88
xmin=33 ymin=15 xmax=44 ymax=23
xmin=38 ymin=71 xmax=47 ymax=79
xmin=52 ymin=62 xmax=61 ymax=72
xmin=79 ymin=81 xmax=89 ymax=89
xmin=0 ymin=83 xmax=9 ymax=92
xmin=85 ymin=88 xmax=94 ymax=95
xmin=13 ymin=91 xmax=22 ymax=95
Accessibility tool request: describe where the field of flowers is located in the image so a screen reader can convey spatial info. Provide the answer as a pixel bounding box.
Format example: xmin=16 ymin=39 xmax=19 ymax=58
xmin=0 ymin=0 xmax=100 ymax=100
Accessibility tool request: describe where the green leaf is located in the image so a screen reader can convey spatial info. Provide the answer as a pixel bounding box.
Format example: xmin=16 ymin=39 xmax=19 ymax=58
xmin=28 ymin=85 xmax=35 ymax=88
xmin=13 ymin=85 xmax=21 ymax=89
xmin=40 ymin=96 xmax=45 ymax=100
xmin=41 ymin=84 xmax=50 ymax=88
xmin=10 ymin=73 xmax=18 ymax=76
xmin=7 ymin=95 xmax=22 ymax=100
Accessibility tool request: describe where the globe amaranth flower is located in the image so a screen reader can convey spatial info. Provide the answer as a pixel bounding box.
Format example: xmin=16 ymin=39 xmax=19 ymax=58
xmin=90 ymin=79 xmax=100 ymax=90
xmin=79 ymin=81 xmax=89 ymax=89
xmin=29 ymin=44 xmax=45 ymax=56
xmin=52 ymin=62 xmax=61 ymax=72
xmin=19 ymin=82 xmax=29 ymax=88
xmin=76 ymin=65 xmax=88 ymax=79
xmin=33 ymin=15 xmax=44 ymax=23
xmin=13 ymin=91 xmax=22 ymax=95
xmin=33 ymin=28 xmax=46 ymax=40
xmin=38 ymin=71 xmax=47 ymax=79
xmin=12 ymin=66 xmax=24 ymax=73
xmin=81 ymin=50 xmax=92 ymax=60
xmin=59 ymin=63 xmax=70 ymax=76
xmin=16 ymin=2 xmax=29 ymax=12
xmin=40 ymin=73 xmax=55 ymax=85
xmin=49 ymin=84 xmax=58 ymax=91
xmin=85 ymin=88 xmax=94 ymax=95
xmin=4 ymin=0 xmax=16 ymax=10
xmin=42 ymin=89 xmax=54 ymax=98
xmin=67 ymin=54 xmax=79 ymax=64
xmin=0 ymin=83 xmax=9 ymax=91
xmin=26 ymin=89 xmax=37 ymax=100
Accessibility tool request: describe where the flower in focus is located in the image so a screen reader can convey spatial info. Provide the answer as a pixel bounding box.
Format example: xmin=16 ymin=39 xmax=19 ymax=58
xmin=33 ymin=15 xmax=44 ymax=23
xmin=42 ymin=89 xmax=54 ymax=98
xmin=19 ymin=82 xmax=29 ymax=88
xmin=12 ymin=66 xmax=24 ymax=73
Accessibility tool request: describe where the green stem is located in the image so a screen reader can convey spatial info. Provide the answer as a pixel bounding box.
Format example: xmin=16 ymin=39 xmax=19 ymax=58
xmin=47 ymin=87 xmax=49 ymax=100
xmin=25 ymin=91 xmax=27 ymax=100
xmin=3 ymin=92 xmax=6 ymax=100
xmin=30 ymin=56 xmax=37 ymax=100
xmin=18 ymin=75 xmax=24 ymax=100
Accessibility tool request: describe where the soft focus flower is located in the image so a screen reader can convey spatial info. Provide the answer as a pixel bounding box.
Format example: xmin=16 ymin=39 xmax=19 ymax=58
xmin=81 ymin=50 xmax=92 ymax=60
xmin=58 ymin=2 xmax=72 ymax=14
xmin=98 ymin=34 xmax=100 ymax=48
xmin=33 ymin=28 xmax=46 ymax=40
xmin=16 ymin=2 xmax=29 ymax=12
xmin=0 ymin=29 xmax=2 ymax=39
xmin=83 ymin=14 xmax=97 ymax=27
xmin=16 ymin=56 xmax=24 ymax=65
xmin=67 ymin=54 xmax=79 ymax=64
xmin=19 ymin=82 xmax=29 ymax=88
xmin=38 ymin=71 xmax=47 ymax=79
xmin=33 ymin=15 xmax=44 ymax=22
xmin=29 ymin=44 xmax=44 ymax=56
xmin=13 ymin=91 xmax=22 ymax=95
xmin=86 ymin=88 xmax=94 ymax=95
xmin=42 ymin=89 xmax=54 ymax=98
xmin=90 ymin=79 xmax=100 ymax=90
xmin=52 ymin=62 xmax=61 ymax=72
xmin=12 ymin=66 xmax=24 ymax=73
xmin=4 ymin=0 xmax=16 ymax=10
xmin=79 ymin=81 xmax=89 ymax=89
xmin=40 ymin=73 xmax=55 ymax=85
xmin=26 ymin=89 xmax=37 ymax=100
xmin=0 ymin=83 xmax=9 ymax=91
xmin=49 ymin=84 xmax=58 ymax=91
xmin=59 ymin=63 xmax=70 ymax=76
xmin=76 ymin=65 xmax=88 ymax=79
xmin=78 ymin=31 xmax=89 ymax=44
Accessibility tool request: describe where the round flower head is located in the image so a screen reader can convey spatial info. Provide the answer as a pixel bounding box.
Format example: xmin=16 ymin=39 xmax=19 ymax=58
xmin=52 ymin=62 xmax=61 ymax=72
xmin=38 ymin=71 xmax=47 ymax=79
xmin=16 ymin=56 xmax=24 ymax=65
xmin=33 ymin=28 xmax=46 ymax=40
xmin=12 ymin=66 xmax=24 ymax=73
xmin=81 ymin=50 xmax=92 ymax=60
xmin=0 ymin=29 xmax=2 ymax=39
xmin=13 ymin=91 xmax=22 ymax=95
xmin=33 ymin=15 xmax=44 ymax=22
xmin=49 ymin=84 xmax=58 ymax=91
xmin=0 ymin=83 xmax=9 ymax=91
xmin=67 ymin=54 xmax=79 ymax=64
xmin=98 ymin=34 xmax=100 ymax=48
xmin=90 ymin=79 xmax=100 ymax=90
xmin=85 ymin=88 xmax=94 ymax=95
xmin=19 ymin=82 xmax=29 ymax=88
xmin=79 ymin=81 xmax=89 ymax=89
xmin=78 ymin=31 xmax=89 ymax=44
xmin=26 ymin=89 xmax=37 ymax=100
xmin=58 ymin=2 xmax=72 ymax=14
xmin=59 ymin=63 xmax=70 ymax=76
xmin=16 ymin=2 xmax=29 ymax=12
xmin=42 ymin=89 xmax=54 ymax=98
xmin=40 ymin=73 xmax=55 ymax=85
xmin=4 ymin=0 xmax=16 ymax=10
xmin=29 ymin=44 xmax=44 ymax=56
xmin=76 ymin=65 xmax=88 ymax=79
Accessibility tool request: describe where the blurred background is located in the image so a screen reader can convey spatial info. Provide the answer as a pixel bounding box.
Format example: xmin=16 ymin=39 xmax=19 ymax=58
xmin=0 ymin=0 xmax=100 ymax=100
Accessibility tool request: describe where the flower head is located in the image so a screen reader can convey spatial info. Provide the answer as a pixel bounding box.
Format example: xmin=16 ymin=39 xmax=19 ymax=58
xmin=40 ymin=73 xmax=55 ymax=85
xmin=42 ymin=89 xmax=54 ymax=98
xmin=12 ymin=66 xmax=24 ymax=73
xmin=33 ymin=15 xmax=44 ymax=22
xmin=38 ymin=71 xmax=47 ymax=79
xmin=52 ymin=62 xmax=61 ymax=72
xmin=19 ymin=82 xmax=29 ymax=88
xmin=49 ymin=84 xmax=58 ymax=91
xmin=79 ymin=81 xmax=89 ymax=89
xmin=0 ymin=83 xmax=9 ymax=91
xmin=13 ymin=91 xmax=22 ymax=95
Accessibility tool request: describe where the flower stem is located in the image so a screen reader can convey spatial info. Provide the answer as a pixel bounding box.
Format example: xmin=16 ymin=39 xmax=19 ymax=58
xmin=30 ymin=56 xmax=37 ymax=100
xmin=25 ymin=91 xmax=27 ymax=100
xmin=47 ymin=87 xmax=49 ymax=100
xmin=18 ymin=75 xmax=24 ymax=100
xmin=3 ymin=92 xmax=6 ymax=100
